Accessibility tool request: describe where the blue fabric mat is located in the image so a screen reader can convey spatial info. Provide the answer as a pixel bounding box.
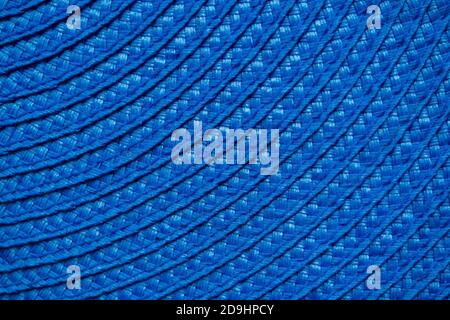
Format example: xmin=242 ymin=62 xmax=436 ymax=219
xmin=0 ymin=0 xmax=448 ymax=299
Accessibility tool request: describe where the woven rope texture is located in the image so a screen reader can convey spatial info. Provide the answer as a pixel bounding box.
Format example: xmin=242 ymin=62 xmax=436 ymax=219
xmin=0 ymin=0 xmax=449 ymax=300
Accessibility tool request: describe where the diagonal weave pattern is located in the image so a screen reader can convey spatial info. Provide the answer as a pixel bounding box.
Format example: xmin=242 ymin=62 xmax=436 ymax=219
xmin=0 ymin=0 xmax=449 ymax=300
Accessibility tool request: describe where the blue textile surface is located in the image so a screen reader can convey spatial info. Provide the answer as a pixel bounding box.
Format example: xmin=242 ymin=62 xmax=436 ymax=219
xmin=0 ymin=0 xmax=449 ymax=300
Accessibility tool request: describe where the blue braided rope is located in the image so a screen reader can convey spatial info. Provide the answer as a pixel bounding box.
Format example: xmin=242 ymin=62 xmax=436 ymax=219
xmin=0 ymin=0 xmax=448 ymax=300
